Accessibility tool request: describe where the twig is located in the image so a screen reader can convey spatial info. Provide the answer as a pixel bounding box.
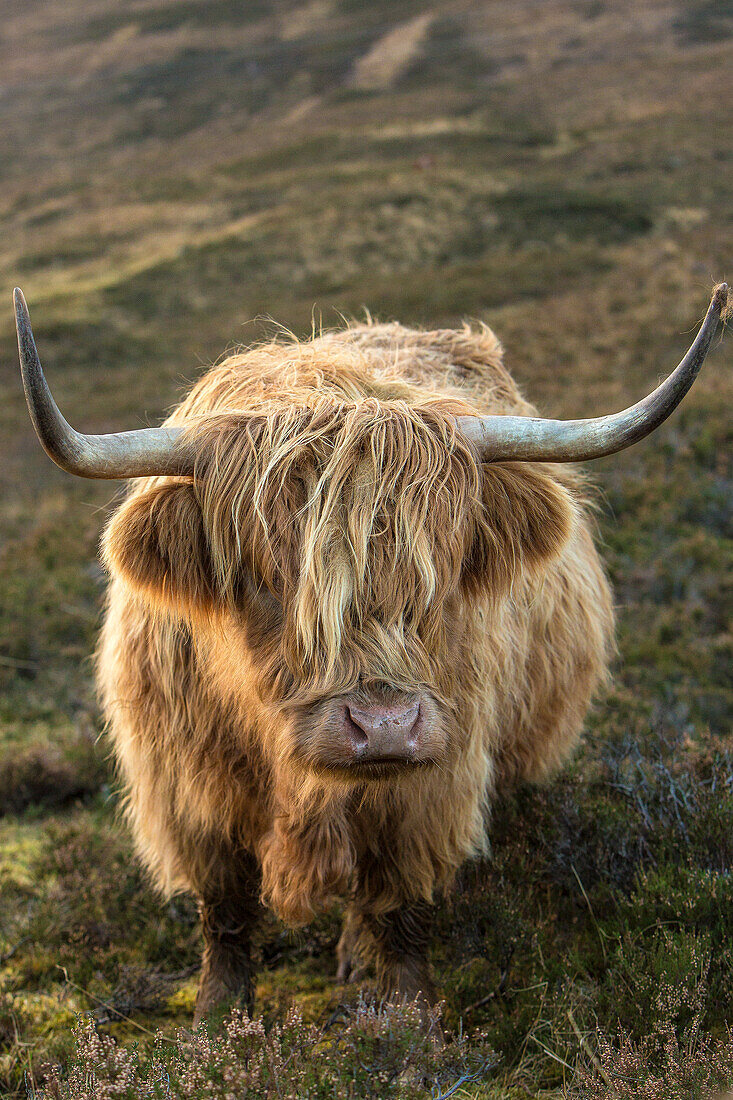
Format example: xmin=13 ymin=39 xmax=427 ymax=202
xmin=528 ymin=1034 xmax=575 ymax=1074
xmin=56 ymin=966 xmax=176 ymax=1044
xmin=0 ymin=937 xmax=29 ymax=964
xmin=567 ymin=1009 xmax=612 ymax=1089
xmin=431 ymin=1059 xmax=494 ymax=1100
xmin=571 ymin=864 xmax=607 ymax=963
xmin=463 ymin=989 xmax=498 ymax=1015
xmin=463 ymin=949 xmax=514 ymax=1015
xmin=0 ymin=655 xmax=38 ymax=671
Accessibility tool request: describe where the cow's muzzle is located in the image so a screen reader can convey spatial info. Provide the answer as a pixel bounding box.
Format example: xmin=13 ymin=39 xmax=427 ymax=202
xmin=340 ymin=696 xmax=422 ymax=765
xmin=295 ymin=689 xmax=444 ymax=778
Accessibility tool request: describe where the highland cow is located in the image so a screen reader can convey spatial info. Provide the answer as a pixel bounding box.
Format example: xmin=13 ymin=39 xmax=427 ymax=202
xmin=13 ymin=283 xmax=727 ymax=1023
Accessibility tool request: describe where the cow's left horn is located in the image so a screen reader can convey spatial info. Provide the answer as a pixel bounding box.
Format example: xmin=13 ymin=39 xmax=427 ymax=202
xmin=458 ymin=283 xmax=727 ymax=462
xmin=14 ymin=288 xmax=194 ymax=479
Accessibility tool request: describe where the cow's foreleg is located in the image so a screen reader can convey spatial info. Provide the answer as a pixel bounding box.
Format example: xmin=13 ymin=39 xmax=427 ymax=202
xmin=194 ymin=854 xmax=261 ymax=1025
xmin=342 ymin=901 xmax=440 ymax=1016
xmin=336 ymin=905 xmax=369 ymax=983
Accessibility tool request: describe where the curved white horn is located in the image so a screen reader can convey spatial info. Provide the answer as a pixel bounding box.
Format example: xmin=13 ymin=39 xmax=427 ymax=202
xmin=457 ymin=283 xmax=727 ymax=462
xmin=14 ymin=288 xmax=194 ymax=479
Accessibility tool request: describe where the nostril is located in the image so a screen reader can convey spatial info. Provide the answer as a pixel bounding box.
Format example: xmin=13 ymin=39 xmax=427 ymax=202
xmin=344 ymin=706 xmax=369 ymax=750
xmin=402 ymin=701 xmax=420 ymax=734
xmin=347 ymin=699 xmax=420 ymax=736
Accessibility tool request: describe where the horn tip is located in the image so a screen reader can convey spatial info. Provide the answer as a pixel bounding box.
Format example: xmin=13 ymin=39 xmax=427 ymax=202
xmin=712 ymin=282 xmax=728 ymax=312
xmin=13 ymin=287 xmax=28 ymax=315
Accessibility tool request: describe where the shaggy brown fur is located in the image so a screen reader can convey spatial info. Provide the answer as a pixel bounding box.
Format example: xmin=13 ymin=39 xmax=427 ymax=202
xmin=98 ymin=321 xmax=614 ymax=1020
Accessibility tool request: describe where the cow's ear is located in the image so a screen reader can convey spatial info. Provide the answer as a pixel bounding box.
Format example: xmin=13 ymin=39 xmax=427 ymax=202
xmin=102 ymin=481 xmax=216 ymax=614
xmin=465 ymin=463 xmax=575 ymax=594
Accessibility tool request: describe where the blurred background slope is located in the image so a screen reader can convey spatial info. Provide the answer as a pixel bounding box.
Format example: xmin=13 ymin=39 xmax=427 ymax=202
xmin=0 ymin=0 xmax=731 ymax=1095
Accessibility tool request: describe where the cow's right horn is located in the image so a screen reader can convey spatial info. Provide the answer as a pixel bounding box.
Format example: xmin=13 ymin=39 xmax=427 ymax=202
xmin=14 ymin=288 xmax=194 ymax=479
xmin=457 ymin=284 xmax=727 ymax=463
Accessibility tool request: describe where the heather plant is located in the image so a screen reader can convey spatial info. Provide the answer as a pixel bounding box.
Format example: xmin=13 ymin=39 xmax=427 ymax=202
xmin=575 ymin=1022 xmax=733 ymax=1099
xmin=573 ymin=931 xmax=733 ymax=1096
xmin=40 ymin=999 xmax=496 ymax=1100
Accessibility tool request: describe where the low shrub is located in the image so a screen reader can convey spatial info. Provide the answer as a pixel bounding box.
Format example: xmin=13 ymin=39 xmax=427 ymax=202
xmin=39 ymin=999 xmax=497 ymax=1100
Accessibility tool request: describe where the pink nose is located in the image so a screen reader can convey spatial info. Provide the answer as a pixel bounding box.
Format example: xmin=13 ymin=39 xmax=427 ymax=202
xmin=345 ymin=698 xmax=421 ymax=761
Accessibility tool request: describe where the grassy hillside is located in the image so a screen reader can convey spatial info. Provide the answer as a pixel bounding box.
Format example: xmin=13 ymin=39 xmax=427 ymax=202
xmin=0 ymin=0 xmax=731 ymax=1095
